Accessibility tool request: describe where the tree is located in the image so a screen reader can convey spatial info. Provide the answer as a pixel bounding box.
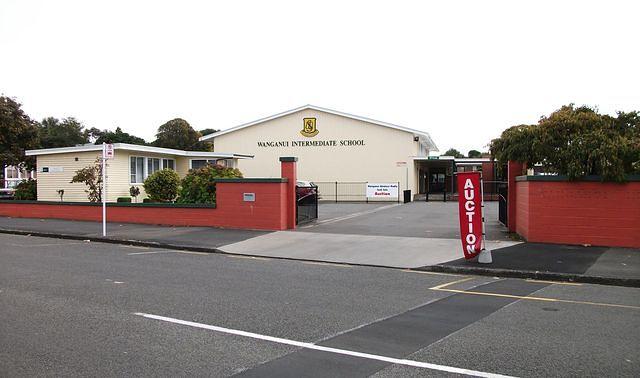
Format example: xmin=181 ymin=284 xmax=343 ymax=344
xmin=0 ymin=96 xmax=39 ymax=170
xmin=490 ymin=105 xmax=640 ymax=182
xmin=38 ymin=117 xmax=88 ymax=148
xmin=177 ymin=164 xmax=243 ymax=204
xmin=199 ymin=128 xmax=218 ymax=137
xmin=467 ymin=150 xmax=482 ymax=158
xmin=143 ymin=169 xmax=180 ymax=202
xmin=153 ymin=118 xmax=211 ymax=151
xmin=14 ymin=179 xmax=37 ymax=200
xmin=95 ymin=127 xmax=147 ymax=145
xmin=70 ymin=158 xmax=103 ymax=202
xmin=442 ymin=148 xmax=465 ymax=158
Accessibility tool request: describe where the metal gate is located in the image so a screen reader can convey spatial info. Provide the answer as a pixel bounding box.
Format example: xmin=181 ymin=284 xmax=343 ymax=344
xmin=497 ymin=182 xmax=508 ymax=226
xmin=296 ymin=184 xmax=318 ymax=225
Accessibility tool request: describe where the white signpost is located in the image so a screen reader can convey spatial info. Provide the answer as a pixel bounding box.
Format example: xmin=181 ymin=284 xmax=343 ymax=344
xmin=366 ymin=182 xmax=399 ymax=199
xmin=102 ymin=143 xmax=114 ymax=236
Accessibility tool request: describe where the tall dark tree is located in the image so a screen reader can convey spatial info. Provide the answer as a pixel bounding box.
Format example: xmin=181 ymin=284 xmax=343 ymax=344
xmin=442 ymin=148 xmax=465 ymax=158
xmin=490 ymin=105 xmax=640 ymax=182
xmin=0 ymin=96 xmax=39 ymax=170
xmin=467 ymin=149 xmax=482 ymax=158
xmin=38 ymin=117 xmax=88 ymax=148
xmin=95 ymin=127 xmax=147 ymax=145
xmin=154 ymin=118 xmax=211 ymax=151
xmin=198 ymin=128 xmax=218 ymax=137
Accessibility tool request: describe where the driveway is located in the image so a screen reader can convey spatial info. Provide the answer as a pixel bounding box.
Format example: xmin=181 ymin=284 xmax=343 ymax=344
xmin=220 ymin=201 xmax=518 ymax=268
xmin=304 ymin=201 xmax=510 ymax=241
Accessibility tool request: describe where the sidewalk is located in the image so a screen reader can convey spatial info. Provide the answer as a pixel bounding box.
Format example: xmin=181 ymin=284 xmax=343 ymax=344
xmin=1 ymin=216 xmax=639 ymax=287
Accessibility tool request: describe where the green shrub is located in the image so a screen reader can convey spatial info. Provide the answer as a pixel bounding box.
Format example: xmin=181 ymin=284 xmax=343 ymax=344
xmin=143 ymin=169 xmax=180 ymax=202
xmin=178 ymin=164 xmax=243 ymax=204
xmin=117 ymin=197 xmax=132 ymax=203
xmin=129 ymin=186 xmax=140 ymax=202
xmin=14 ymin=179 xmax=37 ymax=200
xmin=143 ymin=198 xmax=153 ymax=203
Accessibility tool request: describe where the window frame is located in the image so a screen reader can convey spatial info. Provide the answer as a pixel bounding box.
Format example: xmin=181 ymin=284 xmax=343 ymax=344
xmin=129 ymin=156 xmax=176 ymax=185
xmin=189 ymin=159 xmax=218 ymax=170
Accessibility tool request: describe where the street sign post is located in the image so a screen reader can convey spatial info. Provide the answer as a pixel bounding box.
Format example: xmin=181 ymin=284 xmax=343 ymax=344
xmin=102 ymin=143 xmax=113 ymax=237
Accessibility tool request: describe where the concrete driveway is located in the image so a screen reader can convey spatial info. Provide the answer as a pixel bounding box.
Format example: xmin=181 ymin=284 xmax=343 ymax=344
xmin=220 ymin=201 xmax=519 ymax=268
xmin=304 ymin=201 xmax=510 ymax=241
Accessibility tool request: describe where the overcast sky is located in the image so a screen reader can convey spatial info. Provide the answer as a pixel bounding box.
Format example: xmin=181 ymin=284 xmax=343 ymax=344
xmin=1 ymin=0 xmax=638 ymax=155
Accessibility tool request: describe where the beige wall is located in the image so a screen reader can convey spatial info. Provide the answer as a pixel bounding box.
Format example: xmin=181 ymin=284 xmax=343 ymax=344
xmin=213 ymin=109 xmax=425 ymax=194
xmin=36 ymin=150 xmax=191 ymax=202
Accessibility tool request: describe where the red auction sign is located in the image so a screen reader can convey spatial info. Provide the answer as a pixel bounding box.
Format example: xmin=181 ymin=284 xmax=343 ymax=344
xmin=457 ymin=172 xmax=483 ymax=259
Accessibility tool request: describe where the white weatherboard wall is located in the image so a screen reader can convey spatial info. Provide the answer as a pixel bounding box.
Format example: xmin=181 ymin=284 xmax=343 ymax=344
xmin=212 ymin=109 xmax=424 ymax=196
xmin=35 ymin=151 xmax=191 ymax=202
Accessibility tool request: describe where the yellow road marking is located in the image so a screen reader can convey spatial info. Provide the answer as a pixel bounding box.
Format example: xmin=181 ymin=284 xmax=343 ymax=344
xmin=431 ymin=288 xmax=640 ymax=310
xmin=429 ymin=277 xmax=476 ymax=290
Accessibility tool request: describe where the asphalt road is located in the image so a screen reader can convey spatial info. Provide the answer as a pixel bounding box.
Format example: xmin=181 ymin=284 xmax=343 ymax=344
xmin=1 ymin=233 xmax=639 ymax=377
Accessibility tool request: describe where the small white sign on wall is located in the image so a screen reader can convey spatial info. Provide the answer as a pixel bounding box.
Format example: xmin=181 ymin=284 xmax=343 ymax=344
xmin=243 ymin=193 xmax=256 ymax=202
xmin=41 ymin=166 xmax=64 ymax=173
xmin=366 ymin=183 xmax=399 ymax=198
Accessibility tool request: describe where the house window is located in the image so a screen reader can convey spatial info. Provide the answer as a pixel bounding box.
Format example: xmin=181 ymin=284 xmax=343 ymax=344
xmin=190 ymin=159 xmax=217 ymax=170
xmin=147 ymin=158 xmax=161 ymax=176
xmin=130 ymin=157 xmax=145 ymax=183
xmin=162 ymin=158 xmax=175 ymax=170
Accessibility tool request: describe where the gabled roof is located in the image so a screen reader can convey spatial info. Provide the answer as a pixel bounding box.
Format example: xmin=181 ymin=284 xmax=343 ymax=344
xmin=199 ymin=104 xmax=439 ymax=151
xmin=25 ymin=143 xmax=253 ymax=159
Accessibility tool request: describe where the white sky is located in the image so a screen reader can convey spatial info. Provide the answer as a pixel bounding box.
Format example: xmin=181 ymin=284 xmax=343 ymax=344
xmin=1 ymin=0 xmax=638 ymax=155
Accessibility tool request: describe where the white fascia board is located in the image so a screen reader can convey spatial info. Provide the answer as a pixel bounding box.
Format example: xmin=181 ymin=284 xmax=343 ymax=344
xmin=199 ymin=104 xmax=439 ymax=150
xmin=25 ymin=143 xmax=253 ymax=159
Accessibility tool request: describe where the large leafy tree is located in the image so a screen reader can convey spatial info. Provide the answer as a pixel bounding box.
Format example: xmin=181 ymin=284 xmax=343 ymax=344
xmin=95 ymin=127 xmax=147 ymax=145
xmin=490 ymin=105 xmax=640 ymax=182
xmin=38 ymin=117 xmax=88 ymax=148
xmin=442 ymin=148 xmax=465 ymax=158
xmin=0 ymin=96 xmax=39 ymax=169
xmin=153 ymin=118 xmax=211 ymax=151
xmin=467 ymin=149 xmax=482 ymax=158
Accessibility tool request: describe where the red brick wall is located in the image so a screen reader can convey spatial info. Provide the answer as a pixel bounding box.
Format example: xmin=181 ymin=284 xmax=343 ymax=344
xmin=0 ymin=181 xmax=290 ymax=231
xmin=515 ymin=179 xmax=640 ymax=248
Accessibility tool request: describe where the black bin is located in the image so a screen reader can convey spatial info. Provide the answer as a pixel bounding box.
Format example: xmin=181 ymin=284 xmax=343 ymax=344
xmin=403 ymin=190 xmax=412 ymax=203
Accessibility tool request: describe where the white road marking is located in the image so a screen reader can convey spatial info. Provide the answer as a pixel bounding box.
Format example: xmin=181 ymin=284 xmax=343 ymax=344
xmin=134 ymin=312 xmax=516 ymax=378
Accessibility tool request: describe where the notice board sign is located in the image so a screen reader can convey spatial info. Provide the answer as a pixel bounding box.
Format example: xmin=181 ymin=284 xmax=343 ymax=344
xmin=366 ymin=183 xmax=399 ymax=198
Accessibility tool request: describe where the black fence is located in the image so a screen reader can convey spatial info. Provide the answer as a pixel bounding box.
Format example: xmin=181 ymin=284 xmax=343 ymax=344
xmin=296 ymin=184 xmax=318 ymax=225
xmin=314 ymin=182 xmax=401 ymax=203
xmin=424 ymin=180 xmax=507 ymax=202
xmin=497 ymin=182 xmax=508 ymax=226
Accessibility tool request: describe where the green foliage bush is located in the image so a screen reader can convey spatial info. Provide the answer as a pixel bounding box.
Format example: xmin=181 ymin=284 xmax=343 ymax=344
xmin=143 ymin=169 xmax=180 ymax=202
xmin=70 ymin=158 xmax=102 ymax=202
xmin=490 ymin=105 xmax=640 ymax=182
xmin=14 ymin=179 xmax=37 ymax=200
xmin=178 ymin=164 xmax=243 ymax=204
xmin=117 ymin=197 xmax=132 ymax=203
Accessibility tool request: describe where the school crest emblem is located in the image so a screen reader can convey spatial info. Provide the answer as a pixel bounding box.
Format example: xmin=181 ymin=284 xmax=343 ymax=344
xmin=300 ymin=118 xmax=319 ymax=137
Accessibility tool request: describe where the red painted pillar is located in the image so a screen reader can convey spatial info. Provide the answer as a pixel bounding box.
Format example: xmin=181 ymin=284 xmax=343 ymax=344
xmin=280 ymin=157 xmax=298 ymax=230
xmin=507 ymin=161 xmax=525 ymax=232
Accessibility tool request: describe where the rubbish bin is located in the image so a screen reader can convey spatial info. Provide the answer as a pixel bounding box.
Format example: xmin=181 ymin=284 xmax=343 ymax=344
xmin=403 ymin=190 xmax=412 ymax=203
